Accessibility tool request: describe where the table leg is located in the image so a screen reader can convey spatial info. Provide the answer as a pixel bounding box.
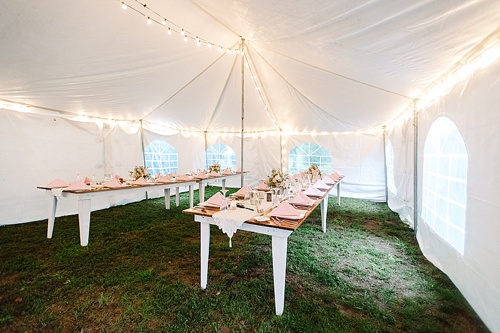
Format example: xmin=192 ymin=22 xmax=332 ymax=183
xmin=47 ymin=195 xmax=58 ymax=239
xmin=78 ymin=199 xmax=92 ymax=246
xmin=321 ymin=195 xmax=328 ymax=233
xmin=199 ymin=181 xmax=205 ymax=203
xmin=337 ymin=182 xmax=341 ymax=205
xmin=272 ymin=235 xmax=288 ymax=316
xmin=175 ymin=187 xmax=180 ymax=207
xmin=200 ymin=222 xmax=210 ymax=289
xmin=164 ymin=188 xmax=171 ymax=209
xmin=189 ymin=185 xmax=194 ymax=208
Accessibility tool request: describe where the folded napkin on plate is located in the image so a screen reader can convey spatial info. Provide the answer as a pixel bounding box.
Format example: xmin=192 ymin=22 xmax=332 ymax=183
xmin=176 ymin=174 xmax=190 ymax=181
xmin=330 ymin=172 xmax=343 ymax=181
xmin=204 ymin=192 xmax=224 ymax=207
xmin=156 ymin=175 xmax=172 ymax=183
xmin=289 ymin=191 xmax=315 ymax=206
xmin=314 ymin=179 xmax=330 ymax=190
xmin=46 ymin=178 xmax=69 ymax=189
xmin=322 ymin=175 xmax=336 ymax=185
xmin=236 ymin=168 xmax=241 ymax=173
xmin=83 ymin=176 xmax=92 ymax=185
xmin=304 ymin=185 xmax=324 ymax=197
xmin=104 ymin=178 xmax=122 ymax=188
xmin=65 ymin=179 xmax=91 ymax=191
xmin=235 ymin=185 xmax=252 ymax=196
xmin=196 ymin=171 xmax=207 ymax=179
xmin=256 ymin=182 xmax=268 ymax=190
xmin=270 ymin=202 xmax=300 ymax=218
xmin=133 ymin=177 xmax=148 ymax=185
xmin=222 ymin=168 xmax=232 ymax=175
xmin=209 ymin=171 xmax=220 ymax=177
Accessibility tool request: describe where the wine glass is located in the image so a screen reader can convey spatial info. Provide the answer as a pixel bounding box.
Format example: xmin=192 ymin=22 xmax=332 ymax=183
xmin=220 ymin=189 xmax=229 ymax=211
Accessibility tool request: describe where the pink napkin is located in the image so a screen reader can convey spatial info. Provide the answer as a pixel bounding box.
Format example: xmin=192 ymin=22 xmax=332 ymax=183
xmin=46 ymin=178 xmax=69 ymax=188
xmin=222 ymin=168 xmax=232 ymax=175
xmin=83 ymin=176 xmax=92 ymax=185
xmin=257 ymin=182 xmax=268 ymax=190
xmin=314 ymin=179 xmax=330 ymax=190
xmin=176 ymin=174 xmax=190 ymax=181
xmin=133 ymin=177 xmax=148 ymax=185
xmin=322 ymin=175 xmax=336 ymax=185
xmin=292 ymin=173 xmax=301 ymax=180
xmin=204 ymin=192 xmax=223 ymax=207
xmin=65 ymin=179 xmax=91 ymax=191
xmin=270 ymin=202 xmax=300 ymax=218
xmin=289 ymin=191 xmax=315 ymax=206
xmin=157 ymin=176 xmax=172 ymax=183
xmin=104 ymin=178 xmax=122 ymax=188
xmin=304 ymin=185 xmax=324 ymax=197
xmin=235 ymin=185 xmax=252 ymax=196
xmin=236 ymin=168 xmax=242 ymax=173
xmin=209 ymin=171 xmax=219 ymax=177
xmin=196 ymin=172 xmax=207 ymax=179
xmin=331 ymin=172 xmax=343 ymax=181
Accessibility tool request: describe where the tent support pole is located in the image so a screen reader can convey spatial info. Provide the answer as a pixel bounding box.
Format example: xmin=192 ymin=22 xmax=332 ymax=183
xmin=413 ymin=101 xmax=418 ymax=236
xmin=204 ymin=131 xmax=208 ymax=169
xmin=240 ymin=38 xmax=245 ymax=186
xmin=382 ymin=125 xmax=388 ymax=203
xmin=140 ymin=120 xmax=148 ymax=200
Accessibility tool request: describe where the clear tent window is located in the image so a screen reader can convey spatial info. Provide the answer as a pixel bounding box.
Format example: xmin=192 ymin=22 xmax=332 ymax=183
xmin=206 ymin=143 xmax=237 ymax=170
xmin=422 ymin=117 xmax=468 ymax=255
xmin=288 ymin=142 xmax=332 ymax=175
xmin=144 ymin=141 xmax=179 ymax=175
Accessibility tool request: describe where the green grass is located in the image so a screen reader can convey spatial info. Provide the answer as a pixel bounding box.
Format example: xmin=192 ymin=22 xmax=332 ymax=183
xmin=0 ymin=187 xmax=489 ymax=332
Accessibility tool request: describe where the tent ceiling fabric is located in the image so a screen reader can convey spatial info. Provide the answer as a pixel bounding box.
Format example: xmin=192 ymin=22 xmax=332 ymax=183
xmin=0 ymin=0 xmax=499 ymax=132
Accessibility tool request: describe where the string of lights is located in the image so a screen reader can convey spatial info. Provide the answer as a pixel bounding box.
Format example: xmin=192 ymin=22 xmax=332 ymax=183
xmin=118 ymin=0 xmax=241 ymax=54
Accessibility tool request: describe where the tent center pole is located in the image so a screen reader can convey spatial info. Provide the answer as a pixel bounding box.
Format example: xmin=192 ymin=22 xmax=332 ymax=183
xmin=240 ymin=38 xmax=245 ymax=186
xmin=413 ymin=101 xmax=418 ymax=235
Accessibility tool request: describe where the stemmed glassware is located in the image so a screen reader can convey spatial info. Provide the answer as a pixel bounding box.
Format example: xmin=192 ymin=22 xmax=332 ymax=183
xmin=220 ymin=189 xmax=229 ymax=211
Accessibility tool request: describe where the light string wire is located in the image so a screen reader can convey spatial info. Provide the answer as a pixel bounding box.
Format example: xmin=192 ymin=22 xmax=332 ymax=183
xmin=118 ymin=0 xmax=241 ymax=53
xmin=243 ymin=44 xmax=281 ymax=130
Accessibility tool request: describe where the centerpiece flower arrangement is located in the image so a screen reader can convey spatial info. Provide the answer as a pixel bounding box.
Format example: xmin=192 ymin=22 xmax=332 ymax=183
xmin=129 ymin=166 xmax=150 ymax=180
xmin=306 ymin=164 xmax=322 ymax=177
xmin=208 ymin=162 xmax=221 ymax=173
xmin=265 ymin=168 xmax=288 ymax=188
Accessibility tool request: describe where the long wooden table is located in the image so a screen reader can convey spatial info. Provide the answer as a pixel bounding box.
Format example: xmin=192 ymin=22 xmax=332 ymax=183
xmin=183 ymin=181 xmax=339 ymax=315
xmin=196 ymin=172 xmax=245 ymax=203
xmin=38 ymin=180 xmax=197 ymax=246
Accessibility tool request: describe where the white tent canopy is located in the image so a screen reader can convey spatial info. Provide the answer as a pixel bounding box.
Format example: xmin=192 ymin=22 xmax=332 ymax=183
xmin=1 ymin=0 xmax=499 ymax=331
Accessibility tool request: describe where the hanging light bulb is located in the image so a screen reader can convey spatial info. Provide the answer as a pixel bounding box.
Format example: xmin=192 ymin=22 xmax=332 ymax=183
xmin=162 ymin=18 xmax=167 ymax=25
xmin=167 ymin=27 xmax=172 ymax=35
xmin=121 ymin=2 xmax=127 ymax=10
xmin=184 ymin=35 xmax=188 ymax=42
xmin=147 ymin=17 xmax=152 ymax=25
xmin=180 ymin=29 xmax=185 ymax=36
xmin=196 ymin=37 xmax=200 ymax=46
xmin=207 ymin=42 xmax=212 ymax=48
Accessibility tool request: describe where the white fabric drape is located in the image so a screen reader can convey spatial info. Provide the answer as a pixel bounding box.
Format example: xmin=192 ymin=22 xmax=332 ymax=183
xmin=388 ymin=60 xmax=500 ymax=331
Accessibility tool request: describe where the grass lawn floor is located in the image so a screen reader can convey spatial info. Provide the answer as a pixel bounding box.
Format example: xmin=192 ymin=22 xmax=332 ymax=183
xmin=0 ymin=186 xmax=490 ymax=332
